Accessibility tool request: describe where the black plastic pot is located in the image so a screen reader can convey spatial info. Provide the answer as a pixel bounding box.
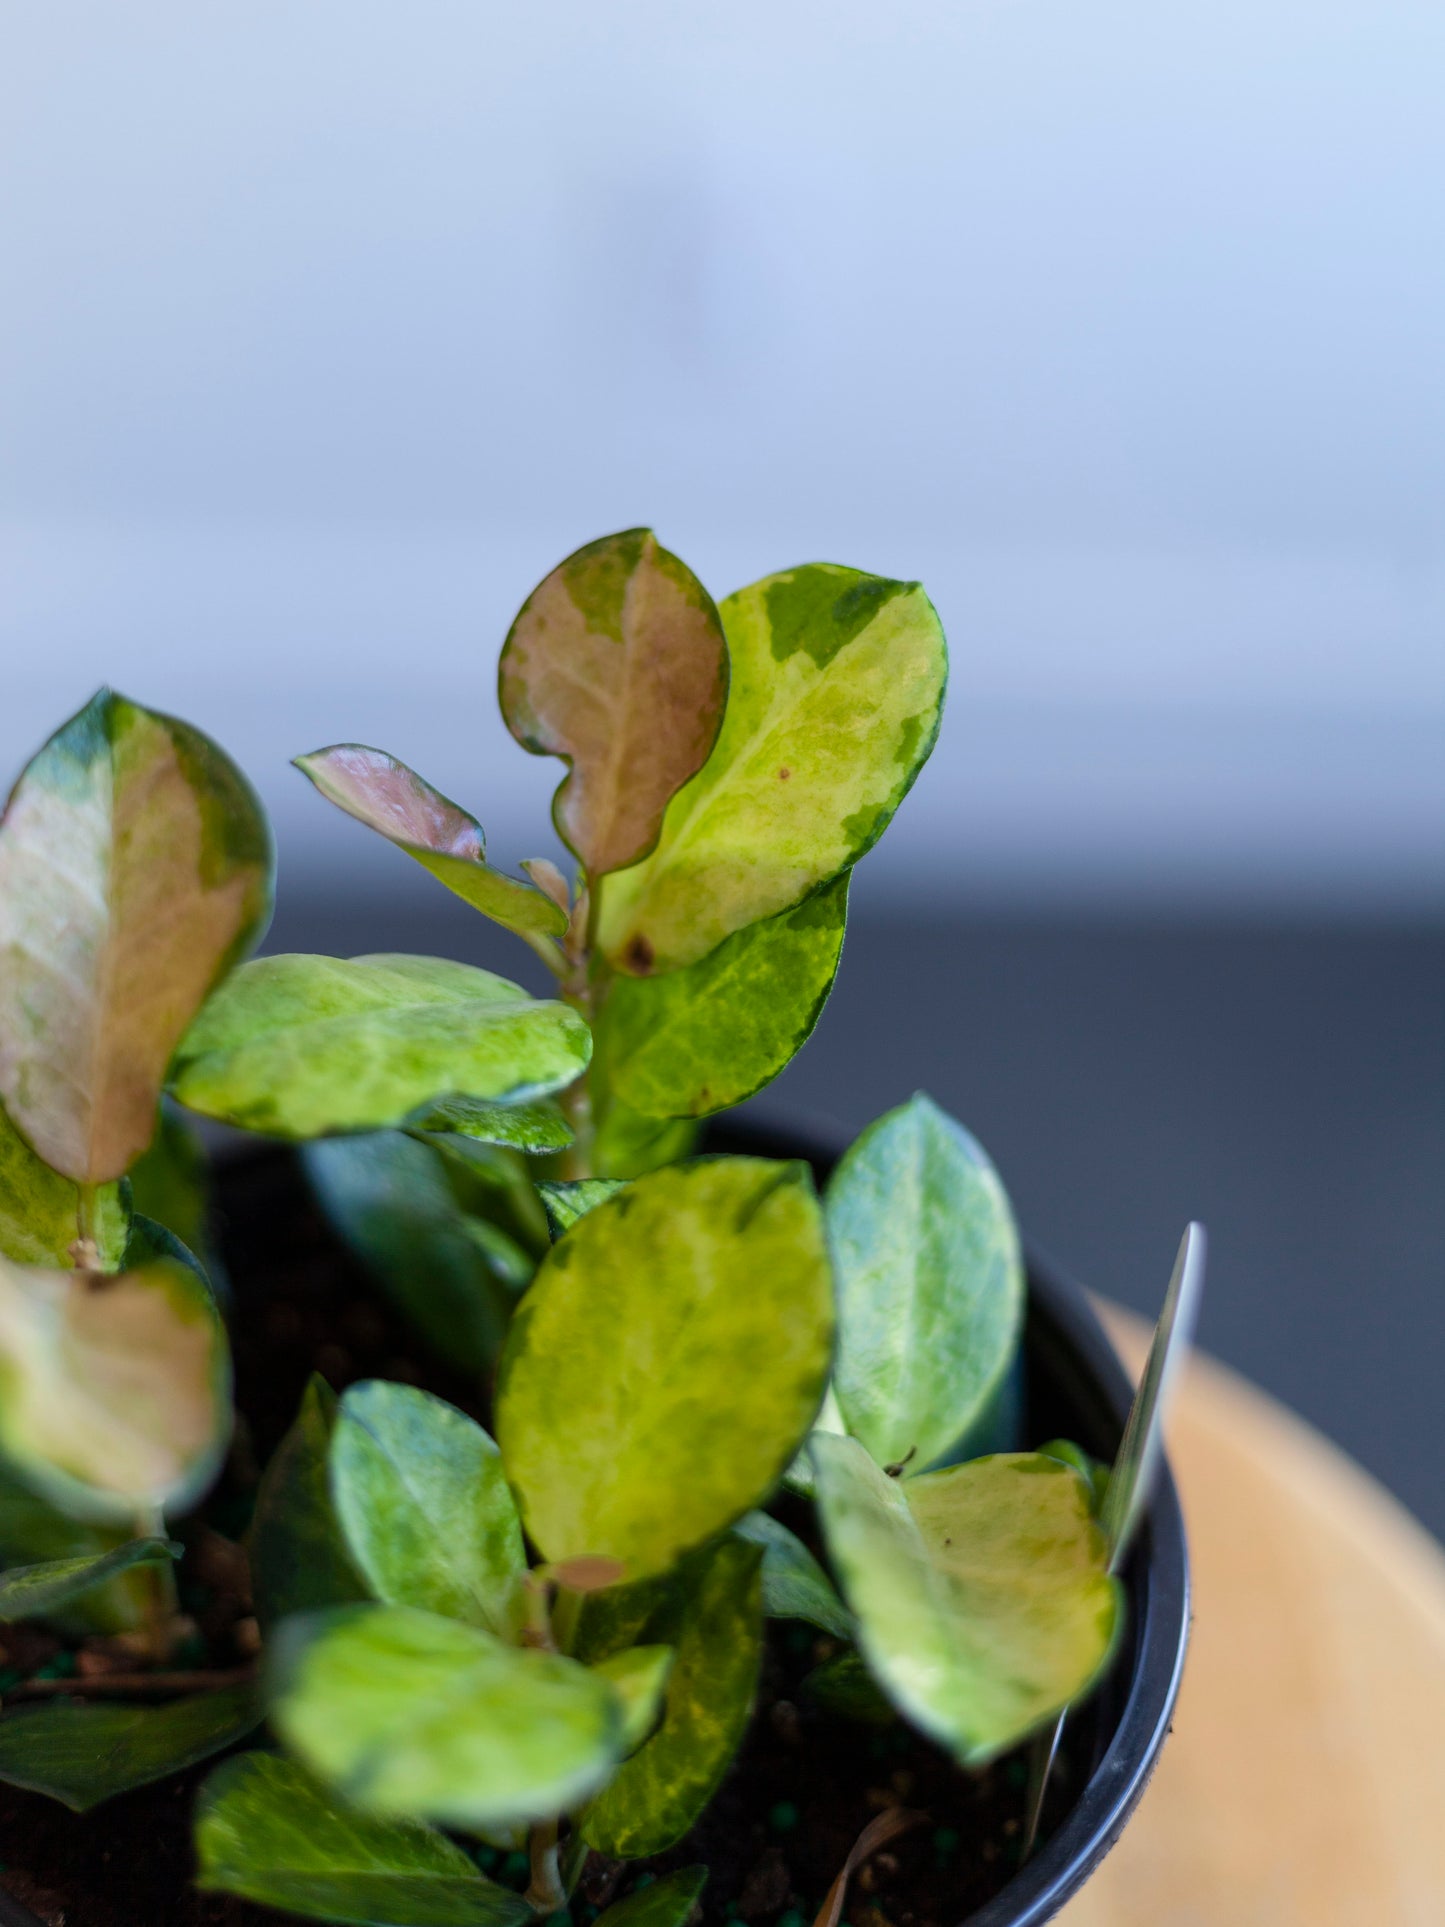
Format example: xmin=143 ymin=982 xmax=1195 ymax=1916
xmin=0 ymin=1122 xmax=1188 ymax=1927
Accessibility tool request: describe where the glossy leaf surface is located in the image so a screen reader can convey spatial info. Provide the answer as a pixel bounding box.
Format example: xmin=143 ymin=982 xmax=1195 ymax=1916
xmin=535 ymin=1178 xmax=626 ymax=1238
xmin=812 ymin=1435 xmax=1120 ymax=1765
xmin=581 ymin=1537 xmax=763 ymax=1857
xmin=0 ymin=689 xmax=273 ymax=1181
xmin=595 ymin=1867 xmax=708 ymax=1927
xmin=598 ymin=566 xmax=945 ymax=974
xmin=269 ymin=1604 xmax=622 ymax=1829
xmin=0 ymin=1535 xmax=178 ymax=1623
xmin=0 ymin=1684 xmax=259 ymax=1811
xmin=827 ymin=1095 xmax=1024 ymax=1473
xmin=0 ymin=1102 xmax=129 ymax=1269
xmin=296 ymin=745 xmax=567 ymax=949
xmin=734 ymin=1510 xmax=852 ymax=1640
xmin=406 ymin=1094 xmax=572 ymax=1154
xmin=196 ymin=1751 xmax=531 ymax=1927
xmin=249 ymin=1376 xmax=368 ymax=1633
xmin=331 ymin=1382 xmax=525 ymax=1637
xmin=0 ymin=1250 xmax=230 ymax=1525
xmin=590 ymin=1101 xmax=698 ymax=1181
xmin=499 ymin=529 xmax=728 ymax=877
xmin=497 ymin=1160 xmax=833 ymax=1580
xmin=601 ymin=874 xmax=848 ymax=1119
xmin=171 ymin=952 xmax=591 ymax=1139
xmin=305 ymin=1133 xmax=520 ymax=1376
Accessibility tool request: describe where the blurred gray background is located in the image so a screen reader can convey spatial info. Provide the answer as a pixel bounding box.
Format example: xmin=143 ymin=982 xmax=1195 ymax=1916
xmin=3 ymin=4 xmax=1442 ymax=1530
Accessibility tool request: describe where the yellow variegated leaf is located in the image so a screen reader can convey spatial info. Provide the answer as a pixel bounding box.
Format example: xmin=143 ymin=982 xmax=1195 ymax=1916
xmin=598 ymin=566 xmax=945 ymax=974
xmin=0 ymin=1249 xmax=231 ymax=1525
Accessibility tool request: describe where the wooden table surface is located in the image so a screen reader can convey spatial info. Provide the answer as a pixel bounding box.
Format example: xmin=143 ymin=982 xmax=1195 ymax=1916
xmin=1056 ymin=1308 xmax=1445 ymax=1927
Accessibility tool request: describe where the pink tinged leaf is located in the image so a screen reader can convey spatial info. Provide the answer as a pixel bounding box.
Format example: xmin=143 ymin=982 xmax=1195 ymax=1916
xmin=521 ymin=859 xmax=571 ymax=915
xmin=498 ymin=529 xmax=728 ymax=878
xmin=0 ymin=691 xmax=272 ymax=1183
xmin=293 ymin=745 xmax=567 ymax=950
xmin=294 ymin=745 xmax=487 ymax=861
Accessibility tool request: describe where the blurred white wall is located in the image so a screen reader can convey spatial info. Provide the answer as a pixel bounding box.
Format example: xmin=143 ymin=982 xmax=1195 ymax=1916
xmin=3 ymin=0 xmax=1442 ymax=910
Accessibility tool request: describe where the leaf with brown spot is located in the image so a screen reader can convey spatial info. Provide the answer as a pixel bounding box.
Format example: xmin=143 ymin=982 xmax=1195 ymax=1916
xmin=0 ymin=1249 xmax=232 ymax=1526
xmin=499 ymin=530 xmax=728 ymax=878
xmin=0 ymin=691 xmax=273 ymax=1183
xmin=295 ymin=745 xmax=567 ymax=955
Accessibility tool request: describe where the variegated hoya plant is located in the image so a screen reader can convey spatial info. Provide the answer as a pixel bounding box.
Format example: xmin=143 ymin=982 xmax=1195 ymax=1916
xmin=0 ymin=533 xmax=1129 ymax=1927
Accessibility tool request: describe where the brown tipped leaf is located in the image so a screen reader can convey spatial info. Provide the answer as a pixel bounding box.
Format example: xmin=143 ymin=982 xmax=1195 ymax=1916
xmin=0 ymin=691 xmax=273 ymax=1183
xmin=499 ymin=529 xmax=728 ymax=878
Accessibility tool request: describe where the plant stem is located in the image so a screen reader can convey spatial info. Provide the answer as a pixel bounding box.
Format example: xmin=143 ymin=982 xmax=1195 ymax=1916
xmin=135 ymin=1503 xmax=179 ymax=1656
xmin=525 ymin=1817 xmax=566 ymax=1914
xmin=70 ymin=1181 xmax=104 ymax=1272
xmin=558 ymin=1074 xmax=594 ymax=1182
xmin=7 ymin=1667 xmax=253 ymax=1700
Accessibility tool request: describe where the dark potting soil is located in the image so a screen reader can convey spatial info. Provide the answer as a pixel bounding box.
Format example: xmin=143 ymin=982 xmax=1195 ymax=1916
xmin=0 ymin=1148 xmax=1088 ymax=1927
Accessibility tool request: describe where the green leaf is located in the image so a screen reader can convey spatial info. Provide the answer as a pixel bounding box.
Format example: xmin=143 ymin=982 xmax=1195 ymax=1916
xmin=196 ymin=1751 xmax=532 ymax=1927
xmin=126 ymin=1104 xmax=219 ymax=1279
xmin=268 ymin=1604 xmax=623 ymax=1830
xmin=296 ymin=745 xmax=567 ymax=955
xmin=249 ymin=1375 xmax=369 ymax=1634
xmin=331 ymin=1382 xmax=526 ymax=1638
xmin=0 ymin=1683 xmax=260 ymax=1811
xmin=305 ymin=1134 xmax=521 ymax=1375
xmin=595 ymin=1867 xmax=708 ymax=1927
xmin=499 ymin=529 xmax=728 ymax=878
xmin=496 ymin=1159 xmax=833 ymax=1582
xmin=0 ymin=1249 xmax=231 ymax=1526
xmin=734 ymin=1511 xmax=852 ymax=1640
xmin=597 ymin=566 xmax=946 ymax=974
xmin=811 ymin=1435 xmax=1122 ymax=1766
xmin=827 ymin=1095 xmax=1024 ymax=1475
xmin=0 ymin=1466 xmax=152 ymax=1636
xmin=406 ymin=1094 xmax=572 ymax=1154
xmin=580 ymin=1537 xmax=763 ymax=1857
xmin=0 ymin=1536 xmax=179 ymax=1623
xmin=0 ymin=1102 xmax=130 ymax=1270
xmin=600 ymin=874 xmax=848 ymax=1119
xmin=1037 ymin=1439 xmax=1109 ymax=1513
xmin=171 ymin=952 xmax=591 ymax=1140
xmin=535 ymin=1179 xmax=627 ymax=1239
xmin=800 ymin=1651 xmax=896 ymax=1725
xmin=591 ymin=1644 xmax=674 ymax=1753
xmin=0 ymin=688 xmax=273 ymax=1182
xmin=591 ymin=1100 xmax=698 ymax=1181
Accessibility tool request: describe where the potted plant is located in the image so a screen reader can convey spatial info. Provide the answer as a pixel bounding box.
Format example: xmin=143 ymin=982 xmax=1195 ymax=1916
xmin=0 ymin=531 xmax=1193 ymax=1927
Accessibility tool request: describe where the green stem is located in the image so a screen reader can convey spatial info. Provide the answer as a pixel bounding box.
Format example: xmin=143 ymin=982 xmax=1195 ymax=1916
xmin=135 ymin=1503 xmax=179 ymax=1655
xmin=72 ymin=1182 xmax=105 ymax=1272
